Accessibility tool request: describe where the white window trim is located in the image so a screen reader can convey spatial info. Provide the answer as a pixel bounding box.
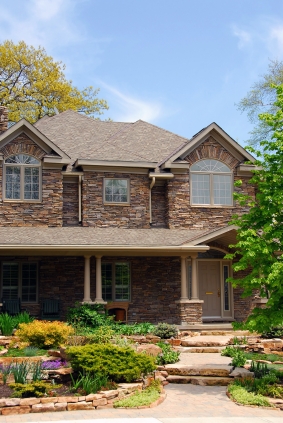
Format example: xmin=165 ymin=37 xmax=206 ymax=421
xmin=3 ymin=155 xmax=42 ymax=202
xmin=190 ymin=160 xmax=233 ymax=206
xmin=103 ymin=178 xmax=130 ymax=205
xmin=102 ymin=261 xmax=131 ymax=302
xmin=1 ymin=261 xmax=38 ymax=303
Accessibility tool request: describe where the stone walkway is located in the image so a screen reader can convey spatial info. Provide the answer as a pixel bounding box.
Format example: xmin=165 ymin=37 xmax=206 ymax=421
xmin=1 ymin=337 xmax=282 ymax=422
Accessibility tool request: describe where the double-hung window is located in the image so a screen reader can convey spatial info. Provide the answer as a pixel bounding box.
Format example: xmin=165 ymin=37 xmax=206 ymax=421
xmin=2 ymin=262 xmax=38 ymax=302
xmin=4 ymin=154 xmax=41 ymax=201
xmin=104 ymin=178 xmax=129 ymax=204
xmin=190 ymin=159 xmax=232 ymax=206
xmin=102 ymin=262 xmax=130 ymax=301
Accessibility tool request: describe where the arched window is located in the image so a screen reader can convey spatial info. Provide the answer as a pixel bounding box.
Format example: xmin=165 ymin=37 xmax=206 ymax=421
xmin=190 ymin=159 xmax=232 ymax=206
xmin=4 ymin=154 xmax=41 ymax=200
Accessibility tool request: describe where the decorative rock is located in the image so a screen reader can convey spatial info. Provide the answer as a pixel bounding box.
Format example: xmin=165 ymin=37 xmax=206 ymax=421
xmin=54 ymin=402 xmax=67 ymax=411
xmin=136 ymin=344 xmax=162 ymax=357
xmin=57 ymin=396 xmax=78 ymax=403
xmin=118 ymin=382 xmax=143 ymax=393
xmin=86 ymin=393 xmax=103 ymax=401
xmin=59 ymin=347 xmax=71 ymax=361
xmin=160 ymin=370 xmax=168 ymax=377
xmin=67 ymin=401 xmax=94 ymax=411
xmin=0 ymin=349 xmax=8 ymax=355
xmin=273 ymin=361 xmax=283 ymax=364
xmin=256 ymin=360 xmax=271 ymax=364
xmin=48 ymin=349 xmax=61 ymax=357
xmin=32 ymin=403 xmax=55 ymax=412
xmin=20 ymin=398 xmax=40 ymax=406
xmin=93 ymin=398 xmax=107 ymax=407
xmin=41 ymin=397 xmax=58 ymax=404
xmin=4 ymin=398 xmax=20 ymax=406
xmin=97 ymin=403 xmax=114 ymax=409
xmin=101 ymin=390 xmax=119 ymax=399
xmin=1 ymin=406 xmax=30 ymax=415
xmin=229 ymin=368 xmax=254 ymax=378
xmin=145 ymin=335 xmax=161 ymax=343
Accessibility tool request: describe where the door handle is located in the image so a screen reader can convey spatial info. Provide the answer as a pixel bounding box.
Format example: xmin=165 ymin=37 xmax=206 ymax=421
xmin=218 ymin=290 xmax=221 ymax=297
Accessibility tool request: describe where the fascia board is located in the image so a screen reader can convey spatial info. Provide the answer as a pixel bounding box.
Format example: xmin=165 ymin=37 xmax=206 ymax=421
xmin=166 ymin=123 xmax=255 ymax=165
xmin=43 ymin=157 xmax=71 ymax=165
xmin=162 ymin=162 xmax=190 ymax=169
xmin=0 ymin=119 xmax=71 ymax=160
xmin=189 ymin=225 xmax=238 ymax=246
xmin=75 ymin=159 xmax=157 ymax=168
xmin=237 ymin=164 xmax=261 ymax=176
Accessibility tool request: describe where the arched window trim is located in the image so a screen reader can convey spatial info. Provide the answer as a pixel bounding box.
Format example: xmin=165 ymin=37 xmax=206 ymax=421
xmin=190 ymin=159 xmax=233 ymax=206
xmin=3 ymin=154 xmax=42 ymax=202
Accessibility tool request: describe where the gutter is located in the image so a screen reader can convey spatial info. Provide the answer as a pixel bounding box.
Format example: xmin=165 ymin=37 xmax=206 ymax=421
xmin=78 ymin=175 xmax=82 ymax=223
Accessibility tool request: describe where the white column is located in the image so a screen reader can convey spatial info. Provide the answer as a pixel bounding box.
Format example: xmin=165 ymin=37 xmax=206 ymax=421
xmin=180 ymin=256 xmax=188 ymax=299
xmin=190 ymin=253 xmax=198 ymax=300
xmin=95 ymin=255 xmax=104 ymax=302
xmin=83 ymin=255 xmax=92 ymax=303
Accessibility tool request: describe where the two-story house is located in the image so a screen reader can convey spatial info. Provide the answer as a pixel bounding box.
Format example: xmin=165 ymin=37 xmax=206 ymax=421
xmin=0 ymin=106 xmax=259 ymax=325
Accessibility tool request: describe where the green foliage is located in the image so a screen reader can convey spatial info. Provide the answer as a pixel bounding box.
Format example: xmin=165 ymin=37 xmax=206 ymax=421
xmin=152 ymin=323 xmax=178 ymax=339
xmin=231 ymin=350 xmax=247 ymax=368
xmin=4 ymin=347 xmax=47 ymax=357
xmin=262 ymin=326 xmax=283 ymax=339
xmin=156 ymin=342 xmax=180 ymax=365
xmin=0 ymin=40 xmax=108 ymax=123
xmin=227 ymin=84 xmax=283 ymax=334
xmin=15 ymin=320 xmax=74 ymax=349
xmin=68 ymin=344 xmax=156 ymax=383
xmin=10 ymin=361 xmax=30 ymax=384
xmin=244 ymin=352 xmax=283 ymax=363
xmin=86 ymin=326 xmax=116 ymax=344
xmin=228 ymin=384 xmax=272 ymax=407
xmin=67 ymin=303 xmax=114 ymax=330
xmin=114 ymin=322 xmax=155 ymax=336
xmin=70 ymin=372 xmax=109 ymax=395
xmin=250 ymin=361 xmax=270 ymax=378
xmin=23 ymin=346 xmax=41 ymax=357
xmin=114 ymin=381 xmax=161 ymax=408
xmin=221 ymin=346 xmax=241 ymax=357
xmin=232 ymin=336 xmax=247 ymax=345
xmin=10 ymin=381 xmax=60 ymax=398
xmin=0 ymin=363 xmax=12 ymax=384
xmin=0 ymin=313 xmax=16 ymax=336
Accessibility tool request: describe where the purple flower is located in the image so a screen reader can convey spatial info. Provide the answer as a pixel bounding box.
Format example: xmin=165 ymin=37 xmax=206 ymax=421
xmin=41 ymin=359 xmax=66 ymax=370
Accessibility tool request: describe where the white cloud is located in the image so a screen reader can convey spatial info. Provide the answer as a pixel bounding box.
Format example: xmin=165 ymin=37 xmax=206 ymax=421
xmin=269 ymin=24 xmax=283 ymax=56
xmin=100 ymin=82 xmax=163 ymax=123
xmin=231 ymin=25 xmax=252 ymax=49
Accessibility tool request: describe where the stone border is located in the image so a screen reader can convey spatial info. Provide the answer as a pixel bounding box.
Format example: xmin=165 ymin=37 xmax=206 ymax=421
xmin=0 ymin=383 xmax=166 ymax=416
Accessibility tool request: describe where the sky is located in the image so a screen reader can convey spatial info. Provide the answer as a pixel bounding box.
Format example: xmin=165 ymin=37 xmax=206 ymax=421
xmin=1 ymin=0 xmax=283 ymax=146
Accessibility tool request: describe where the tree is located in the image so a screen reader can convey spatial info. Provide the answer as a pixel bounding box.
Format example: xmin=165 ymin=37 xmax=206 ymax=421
xmin=237 ymin=59 xmax=283 ymax=147
xmin=227 ymin=84 xmax=283 ymax=333
xmin=0 ymin=40 xmax=108 ymax=124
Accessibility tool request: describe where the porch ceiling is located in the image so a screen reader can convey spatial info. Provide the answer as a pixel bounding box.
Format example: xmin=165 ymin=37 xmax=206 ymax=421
xmin=0 ymin=226 xmax=223 ymax=256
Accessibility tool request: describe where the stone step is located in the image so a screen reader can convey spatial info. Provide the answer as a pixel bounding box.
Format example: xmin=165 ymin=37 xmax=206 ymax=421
xmin=164 ymin=364 xmax=232 ymax=377
xmin=181 ymin=335 xmax=232 ymax=347
xmin=178 ymin=346 xmax=225 ymax=353
xmin=166 ymin=375 xmax=232 ymax=386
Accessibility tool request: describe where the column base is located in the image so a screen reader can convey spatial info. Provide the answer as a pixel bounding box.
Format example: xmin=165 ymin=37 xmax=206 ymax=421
xmin=175 ymin=299 xmax=204 ymax=324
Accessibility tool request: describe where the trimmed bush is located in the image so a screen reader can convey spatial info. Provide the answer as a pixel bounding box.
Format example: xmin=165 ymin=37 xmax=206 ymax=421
xmin=68 ymin=344 xmax=156 ymax=382
xmin=152 ymin=323 xmax=178 ymax=339
xmin=15 ymin=320 xmax=74 ymax=349
xmin=67 ymin=302 xmax=114 ymax=329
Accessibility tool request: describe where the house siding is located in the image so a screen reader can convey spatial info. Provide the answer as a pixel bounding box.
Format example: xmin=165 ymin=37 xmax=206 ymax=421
xmin=82 ymin=172 xmax=150 ymax=228
xmin=0 ymin=134 xmax=63 ymax=227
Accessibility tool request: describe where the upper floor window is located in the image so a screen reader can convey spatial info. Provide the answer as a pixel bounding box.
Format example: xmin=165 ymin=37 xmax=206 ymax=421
xmin=190 ymin=159 xmax=232 ymax=206
xmin=4 ymin=154 xmax=41 ymax=201
xmin=104 ymin=178 xmax=129 ymax=204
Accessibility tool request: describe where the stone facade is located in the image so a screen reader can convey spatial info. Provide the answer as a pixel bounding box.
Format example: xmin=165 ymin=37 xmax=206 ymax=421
xmin=82 ymin=172 xmax=150 ymax=228
xmin=167 ymin=137 xmax=256 ymax=229
xmin=63 ymin=181 xmax=79 ymax=226
xmin=0 ymin=134 xmax=63 ymax=227
xmin=177 ymin=301 xmax=203 ymax=324
xmin=151 ymin=183 xmax=168 ymax=227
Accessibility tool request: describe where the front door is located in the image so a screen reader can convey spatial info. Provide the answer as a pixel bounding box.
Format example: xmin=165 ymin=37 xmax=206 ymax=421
xmin=198 ymin=261 xmax=221 ymax=318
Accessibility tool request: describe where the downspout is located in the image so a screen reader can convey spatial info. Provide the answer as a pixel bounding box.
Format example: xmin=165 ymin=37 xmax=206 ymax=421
xmin=78 ymin=175 xmax=82 ymax=223
xmin=149 ymin=177 xmax=156 ymax=226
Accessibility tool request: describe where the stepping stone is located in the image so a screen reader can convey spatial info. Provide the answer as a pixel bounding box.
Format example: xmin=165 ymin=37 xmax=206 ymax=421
xmin=181 ymin=335 xmax=231 ymax=347
xmin=179 ymin=346 xmax=224 ymax=353
xmin=166 ymin=375 xmax=232 ymax=386
xmin=164 ymin=364 xmax=232 ymax=377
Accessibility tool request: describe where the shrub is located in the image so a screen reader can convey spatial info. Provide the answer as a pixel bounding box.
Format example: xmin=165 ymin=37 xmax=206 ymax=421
xmin=67 ymin=303 xmax=113 ymax=329
xmin=152 ymin=323 xmax=178 ymax=339
xmin=0 ymin=313 xmax=16 ymax=336
xmin=87 ymin=326 xmax=116 ymax=344
xmin=221 ymin=345 xmax=240 ymax=358
xmin=231 ymin=350 xmax=247 ymax=368
xmin=114 ymin=322 xmax=155 ymax=336
xmin=262 ymin=326 xmax=283 ymax=339
xmin=228 ymin=384 xmax=272 ymax=407
xmin=68 ymin=344 xmax=156 ymax=383
xmin=70 ymin=372 xmax=109 ymax=395
xmin=10 ymin=381 xmax=61 ymax=398
xmin=156 ymin=342 xmax=180 ymax=365
xmin=114 ymin=380 xmax=161 ymax=408
xmin=15 ymin=320 xmax=74 ymax=349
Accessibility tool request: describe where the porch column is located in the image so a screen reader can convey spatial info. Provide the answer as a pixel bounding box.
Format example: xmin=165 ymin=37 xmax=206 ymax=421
xmin=83 ymin=255 xmax=92 ymax=303
xmin=180 ymin=255 xmax=188 ymax=299
xmin=94 ymin=255 xmax=104 ymax=303
xmin=190 ymin=253 xmax=198 ymax=300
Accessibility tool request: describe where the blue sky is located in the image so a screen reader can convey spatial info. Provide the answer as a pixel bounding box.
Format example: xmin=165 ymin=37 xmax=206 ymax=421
xmin=1 ymin=0 xmax=283 ymax=145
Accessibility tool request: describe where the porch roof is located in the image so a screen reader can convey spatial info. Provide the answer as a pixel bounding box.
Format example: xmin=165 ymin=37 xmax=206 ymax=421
xmin=0 ymin=226 xmax=235 ymax=256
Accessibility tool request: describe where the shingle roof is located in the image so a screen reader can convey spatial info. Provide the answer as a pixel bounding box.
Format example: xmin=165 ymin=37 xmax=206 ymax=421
xmin=34 ymin=111 xmax=190 ymax=164
xmin=0 ymin=227 xmax=218 ymax=247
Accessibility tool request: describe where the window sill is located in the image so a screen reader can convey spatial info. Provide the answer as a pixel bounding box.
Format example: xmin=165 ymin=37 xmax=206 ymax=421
xmin=103 ymin=203 xmax=130 ymax=207
xmin=190 ymin=205 xmax=235 ymax=208
xmin=3 ymin=200 xmax=42 ymax=204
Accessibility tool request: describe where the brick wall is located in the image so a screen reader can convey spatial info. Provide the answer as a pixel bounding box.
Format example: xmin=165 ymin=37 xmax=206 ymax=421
xmin=0 ymin=134 xmax=63 ymax=227
xmin=82 ymin=172 xmax=150 ymax=228
xmin=167 ymin=137 xmax=256 ymax=229
xmin=63 ymin=182 xmax=79 ymax=226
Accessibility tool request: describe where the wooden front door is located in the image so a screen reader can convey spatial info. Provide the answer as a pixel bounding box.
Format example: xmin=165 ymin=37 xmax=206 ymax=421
xmin=198 ymin=261 xmax=221 ymax=318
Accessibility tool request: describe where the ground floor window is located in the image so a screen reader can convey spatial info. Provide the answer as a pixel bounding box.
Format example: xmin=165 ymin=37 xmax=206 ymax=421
xmin=102 ymin=262 xmax=130 ymax=301
xmin=1 ymin=262 xmax=37 ymax=302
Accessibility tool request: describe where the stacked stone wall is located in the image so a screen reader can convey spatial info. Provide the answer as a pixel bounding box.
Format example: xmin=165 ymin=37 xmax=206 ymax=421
xmin=63 ymin=182 xmax=79 ymax=226
xmin=151 ymin=183 xmax=168 ymax=227
xmin=82 ymin=172 xmax=150 ymax=228
xmin=167 ymin=137 xmax=256 ymax=229
xmin=0 ymin=134 xmax=63 ymax=226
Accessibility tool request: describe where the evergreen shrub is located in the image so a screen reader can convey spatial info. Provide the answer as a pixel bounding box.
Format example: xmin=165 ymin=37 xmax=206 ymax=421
xmin=68 ymin=344 xmax=156 ymax=382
